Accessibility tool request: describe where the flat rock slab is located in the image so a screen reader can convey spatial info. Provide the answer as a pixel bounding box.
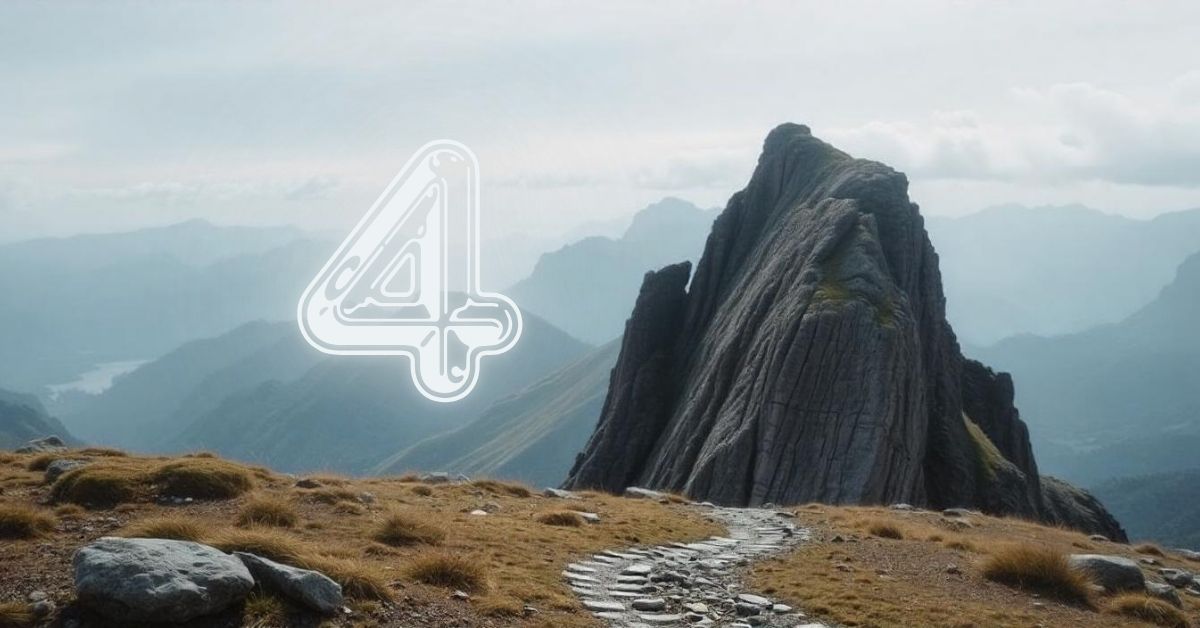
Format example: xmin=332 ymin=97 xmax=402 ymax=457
xmin=583 ymin=599 xmax=625 ymax=612
xmin=1069 ymin=554 xmax=1145 ymax=592
xmin=73 ymin=537 xmax=253 ymax=623
xmin=235 ymin=552 xmax=342 ymax=614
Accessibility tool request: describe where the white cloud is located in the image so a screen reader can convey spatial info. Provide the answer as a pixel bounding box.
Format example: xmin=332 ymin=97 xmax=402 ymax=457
xmin=828 ymin=75 xmax=1200 ymax=187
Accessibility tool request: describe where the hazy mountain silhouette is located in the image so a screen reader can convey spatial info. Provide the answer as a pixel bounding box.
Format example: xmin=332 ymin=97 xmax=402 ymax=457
xmin=376 ymin=340 xmax=620 ymax=486
xmin=1091 ymin=468 xmax=1200 ymax=548
xmin=0 ymin=387 xmax=74 ymax=449
xmin=0 ymin=221 xmax=333 ymax=391
xmin=168 ymin=312 xmax=590 ymax=473
xmin=61 ymin=321 xmax=322 ymax=449
xmin=975 ymin=251 xmax=1200 ymax=485
xmin=927 ymin=205 xmax=1200 ymax=345
xmin=508 ymin=198 xmax=717 ymax=344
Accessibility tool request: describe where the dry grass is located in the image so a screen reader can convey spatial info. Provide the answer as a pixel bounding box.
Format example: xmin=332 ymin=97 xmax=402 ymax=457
xmin=1135 ymin=542 xmax=1166 ymax=557
xmin=534 ymin=510 xmax=585 ymax=527
xmin=865 ymin=519 xmax=905 ymax=539
xmin=1107 ymin=593 xmax=1190 ymax=627
xmin=2 ymin=450 xmax=723 ymax=627
xmin=405 ymin=551 xmax=489 ymax=592
xmin=241 ymin=591 xmax=288 ymax=627
xmin=75 ymin=447 xmax=128 ymax=457
xmin=50 ymin=461 xmax=143 ymax=507
xmin=210 ymin=528 xmax=308 ymax=564
xmin=52 ymin=503 xmax=85 ymax=519
xmin=237 ymin=495 xmax=298 ymax=528
xmin=371 ymin=511 xmax=445 ymax=546
xmin=25 ymin=454 xmax=57 ymax=472
xmin=0 ymin=505 xmax=55 ymax=539
xmin=121 ymin=516 xmax=207 ymax=542
xmin=0 ymin=601 xmax=34 ymax=628
xmin=152 ymin=459 xmax=254 ymax=499
xmin=981 ymin=544 xmax=1094 ymax=605
xmin=299 ymin=556 xmax=393 ymax=601
xmin=471 ymin=479 xmax=532 ymax=498
xmin=410 ymin=485 xmax=433 ymax=497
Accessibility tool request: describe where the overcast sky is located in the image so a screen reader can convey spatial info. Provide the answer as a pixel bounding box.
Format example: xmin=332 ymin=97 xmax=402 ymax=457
xmin=2 ymin=1 xmax=1199 ymax=241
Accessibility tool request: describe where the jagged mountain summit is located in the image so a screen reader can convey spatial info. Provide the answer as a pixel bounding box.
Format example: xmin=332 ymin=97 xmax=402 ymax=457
xmin=564 ymin=123 xmax=1124 ymax=539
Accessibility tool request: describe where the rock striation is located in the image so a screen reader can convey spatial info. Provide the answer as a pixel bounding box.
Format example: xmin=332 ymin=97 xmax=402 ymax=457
xmin=565 ymin=123 xmax=1125 ymax=540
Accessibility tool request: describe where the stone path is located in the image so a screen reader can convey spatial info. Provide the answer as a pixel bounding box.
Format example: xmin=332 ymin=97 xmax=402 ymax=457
xmin=564 ymin=504 xmax=828 ymax=627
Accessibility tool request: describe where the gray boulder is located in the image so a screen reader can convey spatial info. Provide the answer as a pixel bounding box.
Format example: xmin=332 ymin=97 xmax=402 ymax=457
xmin=543 ymin=488 xmax=581 ymax=499
xmin=73 ymin=537 xmax=253 ymax=623
xmin=1146 ymin=581 xmax=1183 ymax=608
xmin=1160 ymin=568 xmax=1194 ymax=588
xmin=235 ymin=552 xmax=342 ymax=614
xmin=16 ymin=435 xmax=66 ymax=454
xmin=1068 ymin=554 xmax=1145 ymax=592
xmin=44 ymin=459 xmax=87 ymax=483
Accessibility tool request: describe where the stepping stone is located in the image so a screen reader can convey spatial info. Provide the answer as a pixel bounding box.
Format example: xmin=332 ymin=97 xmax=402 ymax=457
xmin=594 ymin=611 xmax=625 ymax=620
xmin=612 ymin=583 xmax=653 ymax=592
xmin=593 ymin=555 xmax=623 ymax=564
xmin=570 ymin=586 xmax=600 ymax=596
xmin=618 ymin=575 xmax=649 ymax=583
xmin=632 ymin=597 xmax=666 ymax=611
xmin=564 ymin=572 xmax=599 ymax=582
xmin=566 ymin=563 xmax=597 ymax=574
xmin=609 ymin=590 xmax=644 ymax=598
xmin=583 ymin=599 xmax=625 ymax=612
xmin=737 ymin=593 xmax=771 ymax=606
xmin=638 ymin=613 xmax=685 ymax=624
xmin=683 ymin=602 xmax=709 ymax=613
xmin=622 ymin=563 xmax=654 ymax=576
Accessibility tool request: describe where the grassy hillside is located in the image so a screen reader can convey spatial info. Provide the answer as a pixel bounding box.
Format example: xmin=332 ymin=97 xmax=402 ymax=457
xmin=377 ymin=341 xmax=620 ymax=486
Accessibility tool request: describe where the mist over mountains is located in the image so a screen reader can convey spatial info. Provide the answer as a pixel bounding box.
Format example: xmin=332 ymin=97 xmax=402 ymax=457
xmin=928 ymin=204 xmax=1200 ymax=345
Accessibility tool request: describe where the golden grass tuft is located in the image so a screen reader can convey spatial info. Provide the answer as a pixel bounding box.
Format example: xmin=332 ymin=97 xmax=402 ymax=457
xmin=0 ymin=601 xmax=35 ymax=628
xmin=471 ymin=479 xmax=532 ymax=498
xmin=1134 ymin=542 xmax=1165 ymax=557
xmin=371 ymin=511 xmax=445 ymax=546
xmin=1106 ymin=593 xmax=1189 ymax=627
xmin=980 ymin=544 xmax=1093 ymax=606
xmin=534 ymin=510 xmax=585 ymax=527
xmin=50 ymin=460 xmax=145 ymax=507
xmin=303 ymin=487 xmax=359 ymax=505
xmin=237 ymin=495 xmax=298 ymax=528
xmin=301 ymin=556 xmax=393 ymax=601
xmin=410 ymin=485 xmax=433 ymax=497
xmin=478 ymin=596 xmax=524 ymax=617
xmin=404 ymin=551 xmax=489 ymax=592
xmin=75 ymin=447 xmax=128 ymax=457
xmin=241 ymin=591 xmax=288 ymax=628
xmin=53 ymin=504 xmax=86 ymax=519
xmin=122 ymin=515 xmax=206 ymax=542
xmin=25 ymin=454 xmax=57 ymax=472
xmin=943 ymin=536 xmax=977 ymax=552
xmin=0 ymin=505 xmax=56 ymax=539
xmin=210 ymin=528 xmax=307 ymax=564
xmin=865 ymin=520 xmax=905 ymax=540
xmin=152 ymin=459 xmax=254 ymax=499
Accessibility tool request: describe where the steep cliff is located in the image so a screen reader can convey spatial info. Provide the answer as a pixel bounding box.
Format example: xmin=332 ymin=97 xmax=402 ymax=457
xmin=564 ymin=123 xmax=1125 ymax=540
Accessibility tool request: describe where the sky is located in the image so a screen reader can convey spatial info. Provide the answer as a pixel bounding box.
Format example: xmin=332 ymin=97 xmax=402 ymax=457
xmin=2 ymin=0 xmax=1200 ymax=242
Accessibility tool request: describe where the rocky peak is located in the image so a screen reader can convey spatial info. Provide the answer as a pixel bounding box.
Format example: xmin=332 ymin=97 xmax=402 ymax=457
xmin=565 ymin=123 xmax=1125 ymax=540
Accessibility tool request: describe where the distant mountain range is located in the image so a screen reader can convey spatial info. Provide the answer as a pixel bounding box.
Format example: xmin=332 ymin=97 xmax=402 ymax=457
xmin=509 ymin=198 xmax=717 ymax=344
xmin=0 ymin=220 xmax=334 ymax=392
xmin=168 ymin=312 xmax=589 ymax=473
xmin=0 ymin=388 xmax=73 ymax=449
xmin=975 ymin=251 xmax=1200 ymax=485
xmin=1091 ymin=468 xmax=1200 ymax=548
xmin=59 ymin=321 xmax=322 ymax=449
xmin=377 ymin=340 xmax=620 ymax=486
xmin=927 ymin=204 xmax=1200 ymax=345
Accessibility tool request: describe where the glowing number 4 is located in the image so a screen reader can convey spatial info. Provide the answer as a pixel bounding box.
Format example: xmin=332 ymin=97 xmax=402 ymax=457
xmin=298 ymin=141 xmax=522 ymax=403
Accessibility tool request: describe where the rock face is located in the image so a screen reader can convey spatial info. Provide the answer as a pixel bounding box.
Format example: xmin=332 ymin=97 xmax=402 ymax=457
xmin=564 ymin=123 xmax=1125 ymax=540
xmin=73 ymin=537 xmax=254 ymax=622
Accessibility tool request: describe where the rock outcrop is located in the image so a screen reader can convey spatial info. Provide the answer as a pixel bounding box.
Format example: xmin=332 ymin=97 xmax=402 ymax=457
xmin=73 ymin=537 xmax=254 ymax=623
xmin=564 ymin=123 xmax=1125 ymax=539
